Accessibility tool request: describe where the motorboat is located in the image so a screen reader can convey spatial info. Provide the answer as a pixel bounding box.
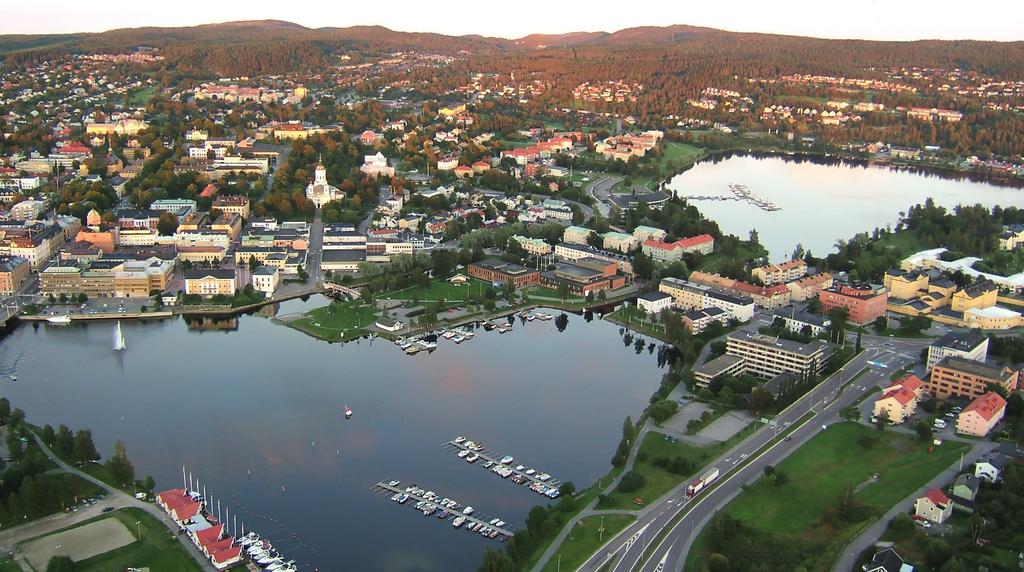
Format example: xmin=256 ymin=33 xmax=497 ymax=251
xmin=462 ymin=506 xmax=474 ymax=515
xmin=388 ymin=480 xmax=400 ymax=487
xmin=482 ymin=461 xmax=494 ymax=469
xmin=525 ymin=468 xmax=536 ymax=476
xmin=397 ymin=494 xmax=409 ymax=504
xmin=443 ymin=330 xmax=456 ymax=339
xmin=538 ymin=473 xmax=551 ymax=481
xmin=458 ymin=450 xmax=470 ymax=458
xmin=452 ymin=334 xmax=465 ymax=343
xmin=466 ymin=454 xmax=479 ymax=463
xmin=454 ymin=436 xmax=467 ymax=444
xmin=452 ymin=516 xmax=466 ymax=528
xmin=345 ymin=406 xmax=353 ymax=419
xmin=47 ymin=315 xmax=71 ymax=325
xmin=499 ymin=455 xmax=513 ymax=464
xmin=390 ymin=493 xmax=401 ymax=501
xmin=462 ymin=330 xmax=475 ymax=339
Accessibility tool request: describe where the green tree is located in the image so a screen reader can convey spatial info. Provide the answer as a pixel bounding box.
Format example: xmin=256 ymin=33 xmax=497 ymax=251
xmin=45 ymin=555 xmax=75 ymax=572
xmin=556 ymin=282 xmax=570 ymax=301
xmin=649 ymin=399 xmax=679 ymax=424
xmin=106 ymin=439 xmax=135 ymax=487
xmin=478 ymin=548 xmax=516 ymax=572
xmin=914 ymin=420 xmax=933 ymax=442
xmin=0 ymin=397 xmax=10 ymax=424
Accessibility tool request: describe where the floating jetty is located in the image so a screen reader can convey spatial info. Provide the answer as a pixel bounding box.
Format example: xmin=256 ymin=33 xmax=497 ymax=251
xmin=446 ymin=438 xmax=563 ymax=499
xmin=676 ymin=183 xmax=781 ymax=212
xmin=372 ymin=480 xmax=513 ymax=540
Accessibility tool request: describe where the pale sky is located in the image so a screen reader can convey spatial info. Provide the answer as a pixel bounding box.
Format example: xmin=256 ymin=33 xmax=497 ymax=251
xmin=3 ymin=0 xmax=1022 ymax=41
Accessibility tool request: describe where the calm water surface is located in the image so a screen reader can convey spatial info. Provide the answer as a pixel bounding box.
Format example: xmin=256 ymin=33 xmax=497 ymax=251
xmin=668 ymin=155 xmax=1024 ymax=260
xmin=0 ymin=297 xmax=662 ymax=571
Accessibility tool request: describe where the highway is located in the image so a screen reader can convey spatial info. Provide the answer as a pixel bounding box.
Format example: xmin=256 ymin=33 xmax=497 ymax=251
xmin=574 ymin=342 xmax=918 ymax=572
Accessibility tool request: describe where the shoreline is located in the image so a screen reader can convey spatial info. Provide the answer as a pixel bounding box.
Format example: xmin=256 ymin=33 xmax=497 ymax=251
xmin=658 ymin=147 xmax=1024 ymax=191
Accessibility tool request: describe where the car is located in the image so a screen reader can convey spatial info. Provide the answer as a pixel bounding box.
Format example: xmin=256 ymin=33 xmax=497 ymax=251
xmin=784 ymin=436 xmax=792 ymax=441
xmin=102 ymin=506 xmax=114 ymax=513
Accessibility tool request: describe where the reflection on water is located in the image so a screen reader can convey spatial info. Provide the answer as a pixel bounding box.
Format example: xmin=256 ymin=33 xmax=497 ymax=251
xmin=669 ymin=154 xmax=1024 ymax=260
xmin=0 ymin=304 xmax=662 ymax=570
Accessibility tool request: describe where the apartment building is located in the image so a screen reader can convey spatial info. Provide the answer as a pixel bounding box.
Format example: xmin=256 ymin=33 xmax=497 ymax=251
xmin=725 ymin=331 xmax=831 ymax=380
xmin=926 ymin=356 xmax=1019 ymax=400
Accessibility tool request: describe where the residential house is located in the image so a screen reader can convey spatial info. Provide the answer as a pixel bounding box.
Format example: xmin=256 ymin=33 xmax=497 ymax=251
xmin=914 ymin=489 xmax=952 ymax=523
xmin=926 ymin=357 xmax=1019 ymax=400
xmin=926 ymin=332 xmax=989 ymax=372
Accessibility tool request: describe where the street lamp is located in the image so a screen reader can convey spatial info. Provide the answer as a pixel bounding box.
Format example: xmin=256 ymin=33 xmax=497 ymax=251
xmin=135 ymin=520 xmax=141 ymax=541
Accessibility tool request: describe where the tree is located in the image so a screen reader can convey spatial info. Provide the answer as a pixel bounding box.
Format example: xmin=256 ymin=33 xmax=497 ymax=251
xmin=617 ymin=471 xmax=645 ymax=493
xmin=106 ymin=439 xmax=135 ymax=487
xmin=157 ymin=212 xmax=178 ymax=235
xmin=0 ymin=397 xmax=9 ymax=424
xmin=72 ymin=429 xmax=98 ymax=464
xmin=649 ymin=399 xmax=678 ymax=424
xmin=556 ymin=282 xmax=570 ymax=301
xmin=478 ymin=548 xmax=516 ymax=572
xmin=45 ymin=556 xmax=75 ymax=572
xmin=914 ymin=420 xmax=933 ymax=442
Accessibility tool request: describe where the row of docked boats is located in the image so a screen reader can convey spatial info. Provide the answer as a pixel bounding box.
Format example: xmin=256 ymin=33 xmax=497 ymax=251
xmin=451 ymin=436 xmax=560 ymax=499
xmin=237 ymin=533 xmax=297 ymax=572
xmin=385 ymin=481 xmax=506 ymax=540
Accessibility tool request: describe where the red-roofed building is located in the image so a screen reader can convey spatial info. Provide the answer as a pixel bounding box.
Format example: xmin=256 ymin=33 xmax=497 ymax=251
xmin=873 ymin=385 xmax=918 ymax=424
xmin=731 ymin=281 xmax=792 ymax=309
xmin=155 ymin=488 xmax=188 ymax=511
xmin=211 ymin=546 xmax=243 ymax=569
xmin=193 ymin=524 xmax=224 ymax=545
xmin=200 ymin=183 xmax=218 ymax=198
xmin=472 ymin=160 xmax=491 ymax=174
xmin=915 ymin=489 xmax=952 ymax=523
xmin=453 ymin=165 xmax=474 ymax=179
xmin=957 ymin=391 xmax=1007 ymax=437
xmin=171 ymin=501 xmax=202 ymax=523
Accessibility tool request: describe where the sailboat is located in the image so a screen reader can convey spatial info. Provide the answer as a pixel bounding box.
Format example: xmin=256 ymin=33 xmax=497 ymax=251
xmin=113 ymin=321 xmax=126 ymax=351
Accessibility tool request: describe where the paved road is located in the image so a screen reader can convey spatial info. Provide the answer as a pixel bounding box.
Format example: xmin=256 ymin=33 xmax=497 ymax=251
xmin=586 ymin=177 xmax=621 ymax=219
xmin=568 ymin=343 xmax=915 ymax=572
xmin=830 ymin=441 xmax=996 ymax=572
xmin=308 ymin=208 xmax=324 ymax=285
xmin=25 ymin=433 xmax=216 ymax=571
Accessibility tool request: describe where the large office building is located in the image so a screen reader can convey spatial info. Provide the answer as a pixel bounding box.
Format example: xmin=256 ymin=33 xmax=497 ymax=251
xmin=926 ymin=356 xmax=1019 ymax=400
xmin=468 ymin=259 xmax=540 ymax=288
xmin=724 ymin=331 xmax=832 ymax=380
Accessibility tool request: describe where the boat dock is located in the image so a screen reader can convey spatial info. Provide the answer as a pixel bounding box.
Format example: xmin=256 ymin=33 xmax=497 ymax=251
xmin=445 ymin=439 xmax=563 ymax=498
xmin=676 ymin=183 xmax=781 ymax=212
xmin=372 ymin=481 xmax=513 ymax=539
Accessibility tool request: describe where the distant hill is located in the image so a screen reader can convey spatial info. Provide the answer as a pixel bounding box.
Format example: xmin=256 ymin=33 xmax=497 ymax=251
xmin=2 ymin=20 xmax=1022 ymax=79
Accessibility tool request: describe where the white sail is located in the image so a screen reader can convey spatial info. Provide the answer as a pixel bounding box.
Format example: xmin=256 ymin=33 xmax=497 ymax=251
xmin=113 ymin=321 xmax=126 ymax=351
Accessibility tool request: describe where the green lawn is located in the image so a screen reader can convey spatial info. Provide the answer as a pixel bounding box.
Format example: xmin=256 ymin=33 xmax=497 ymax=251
xmin=524 ymin=285 xmax=585 ymax=303
xmin=697 ymin=243 xmax=768 ymax=273
xmin=382 ymin=277 xmax=490 ymax=303
xmin=541 ymin=515 xmax=635 ymax=572
xmin=74 ymin=508 xmax=203 ymax=572
xmin=607 ymin=305 xmax=670 ymax=341
xmin=128 ymin=85 xmax=157 ymax=106
xmin=287 ymin=300 xmax=379 ymax=342
xmin=686 ymin=422 xmax=970 ymax=571
xmin=0 ymin=556 xmax=18 ymax=572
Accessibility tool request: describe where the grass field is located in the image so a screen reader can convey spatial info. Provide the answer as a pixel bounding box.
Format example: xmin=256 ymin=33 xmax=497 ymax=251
xmin=607 ymin=305 xmax=671 ymax=342
xmin=697 ymin=243 xmax=768 ymax=273
xmin=382 ymin=278 xmax=490 ymax=303
xmin=540 ymin=514 xmax=635 ymax=572
xmin=685 ymin=422 xmax=969 ymax=571
xmin=0 ymin=556 xmax=18 ymax=572
xmin=610 ymin=142 xmax=706 ymax=192
xmin=287 ymin=300 xmax=379 ymax=342
xmin=74 ymin=508 xmax=203 ymax=572
xmin=128 ymin=85 xmax=156 ymax=106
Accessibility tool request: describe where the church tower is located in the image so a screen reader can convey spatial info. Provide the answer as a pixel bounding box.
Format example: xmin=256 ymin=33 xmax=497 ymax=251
xmin=314 ymin=158 xmax=327 ymax=186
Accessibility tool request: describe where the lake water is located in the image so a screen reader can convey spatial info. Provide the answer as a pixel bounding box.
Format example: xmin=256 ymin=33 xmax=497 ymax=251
xmin=667 ymin=154 xmax=1024 ymax=261
xmin=0 ymin=298 xmax=662 ymax=571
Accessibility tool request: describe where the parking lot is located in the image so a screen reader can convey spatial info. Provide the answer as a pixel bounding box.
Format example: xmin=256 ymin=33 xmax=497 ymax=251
xmin=38 ymin=297 xmax=155 ymax=318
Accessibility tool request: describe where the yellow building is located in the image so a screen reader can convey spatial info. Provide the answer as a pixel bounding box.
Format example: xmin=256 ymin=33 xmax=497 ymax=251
xmin=184 ymin=269 xmax=236 ymax=297
xmin=212 ymin=196 xmax=250 ymax=220
xmin=951 ymin=281 xmax=998 ymax=312
xmin=439 ymin=104 xmax=467 ymax=118
xmin=510 ymin=235 xmax=552 ymax=256
xmin=884 ymin=269 xmax=929 ymax=300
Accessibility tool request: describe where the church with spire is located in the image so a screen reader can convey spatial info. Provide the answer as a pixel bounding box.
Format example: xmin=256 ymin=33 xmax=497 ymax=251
xmin=305 ymin=157 xmax=343 ymax=207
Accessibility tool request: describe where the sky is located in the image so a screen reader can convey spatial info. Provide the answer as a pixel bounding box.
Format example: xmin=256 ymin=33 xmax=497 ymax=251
xmin=3 ymin=0 xmax=1022 ymax=41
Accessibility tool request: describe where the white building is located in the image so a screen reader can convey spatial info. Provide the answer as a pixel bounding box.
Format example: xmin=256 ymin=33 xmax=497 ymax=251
xmin=926 ymin=332 xmax=989 ymax=372
xmin=252 ymin=266 xmax=280 ymax=298
xmin=636 ymin=291 xmax=673 ymax=314
xmin=305 ymin=162 xmax=344 ymax=207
